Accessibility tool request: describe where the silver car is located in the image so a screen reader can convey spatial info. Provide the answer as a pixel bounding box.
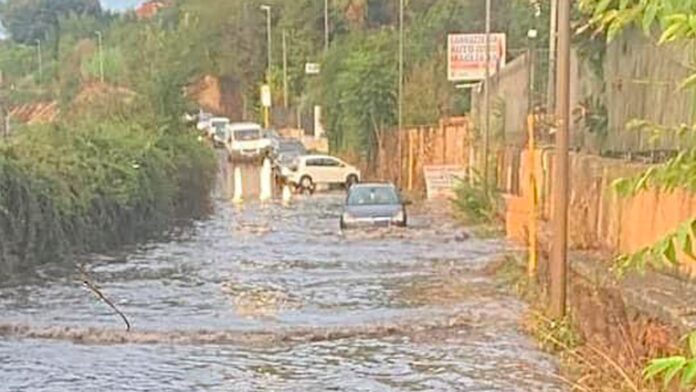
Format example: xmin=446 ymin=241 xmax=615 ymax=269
xmin=340 ymin=183 xmax=408 ymax=229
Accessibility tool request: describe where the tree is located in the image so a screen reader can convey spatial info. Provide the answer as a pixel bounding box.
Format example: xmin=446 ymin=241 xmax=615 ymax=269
xmin=1 ymin=0 xmax=102 ymax=45
xmin=316 ymin=30 xmax=397 ymax=156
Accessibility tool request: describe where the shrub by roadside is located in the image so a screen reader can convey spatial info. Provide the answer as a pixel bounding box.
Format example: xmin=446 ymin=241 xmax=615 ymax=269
xmin=0 ymin=118 xmax=216 ymax=275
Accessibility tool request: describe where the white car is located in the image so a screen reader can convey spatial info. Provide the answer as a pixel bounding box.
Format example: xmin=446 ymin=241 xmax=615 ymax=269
xmin=196 ymin=112 xmax=213 ymax=131
xmin=283 ymin=154 xmax=361 ymax=191
xmin=227 ymin=122 xmax=276 ymax=158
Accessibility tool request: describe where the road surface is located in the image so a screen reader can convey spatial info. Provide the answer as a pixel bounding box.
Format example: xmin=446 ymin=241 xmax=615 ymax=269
xmin=0 ymin=193 xmax=564 ymax=391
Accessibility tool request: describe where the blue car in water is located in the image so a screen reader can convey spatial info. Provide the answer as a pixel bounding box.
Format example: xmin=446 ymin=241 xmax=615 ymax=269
xmin=340 ymin=183 xmax=409 ymax=230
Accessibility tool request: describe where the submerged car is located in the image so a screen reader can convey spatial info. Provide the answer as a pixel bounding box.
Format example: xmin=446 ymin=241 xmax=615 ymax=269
xmin=340 ymin=183 xmax=408 ymax=229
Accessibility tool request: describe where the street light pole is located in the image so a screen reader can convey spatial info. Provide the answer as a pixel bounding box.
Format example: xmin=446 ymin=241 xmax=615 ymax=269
xmin=324 ymin=0 xmax=329 ymax=52
xmin=261 ymin=5 xmax=272 ymax=79
xmin=551 ymin=0 xmax=570 ymax=319
xmin=482 ymin=0 xmax=491 ymax=195
xmin=261 ymin=5 xmax=272 ymax=128
xmin=547 ymin=0 xmax=558 ymax=109
xmin=282 ymin=29 xmax=288 ymax=108
xmin=398 ymin=0 xmax=404 ymax=187
xmin=35 ymin=39 xmax=43 ymax=83
xmin=96 ymin=31 xmax=105 ymax=83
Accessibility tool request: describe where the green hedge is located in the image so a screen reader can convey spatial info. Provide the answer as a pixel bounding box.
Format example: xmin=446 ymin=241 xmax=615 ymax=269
xmin=0 ymin=120 xmax=216 ymax=275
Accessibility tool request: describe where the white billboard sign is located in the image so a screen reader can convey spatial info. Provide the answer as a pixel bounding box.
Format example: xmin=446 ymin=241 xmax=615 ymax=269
xmin=447 ymin=33 xmax=506 ymax=81
xmin=423 ymin=165 xmax=467 ymax=200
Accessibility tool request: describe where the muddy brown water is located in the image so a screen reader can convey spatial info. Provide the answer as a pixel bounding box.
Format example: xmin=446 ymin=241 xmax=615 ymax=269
xmin=0 ymin=189 xmax=565 ymax=391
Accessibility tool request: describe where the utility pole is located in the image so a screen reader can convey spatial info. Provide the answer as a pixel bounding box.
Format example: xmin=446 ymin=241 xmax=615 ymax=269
xmin=324 ymin=0 xmax=330 ymax=52
xmin=282 ymin=29 xmax=288 ymax=108
xmin=96 ymin=31 xmax=105 ymax=83
xmin=547 ymin=0 xmax=558 ymax=109
xmin=261 ymin=5 xmax=272 ymax=128
xmin=551 ymin=0 xmax=570 ymax=319
xmin=262 ymin=5 xmax=272 ymax=78
xmin=397 ymin=0 xmax=404 ymax=186
xmin=35 ymin=39 xmax=43 ymax=83
xmin=482 ymin=0 xmax=491 ymax=195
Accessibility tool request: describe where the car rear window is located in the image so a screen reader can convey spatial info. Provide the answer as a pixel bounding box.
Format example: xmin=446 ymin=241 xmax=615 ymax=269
xmin=347 ymin=186 xmax=399 ymax=206
xmin=234 ymin=129 xmax=260 ymax=141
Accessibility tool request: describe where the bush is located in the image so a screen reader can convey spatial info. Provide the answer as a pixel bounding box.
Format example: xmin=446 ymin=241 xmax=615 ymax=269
xmin=0 ymin=118 xmax=216 ymax=275
xmin=451 ymin=172 xmax=501 ymax=225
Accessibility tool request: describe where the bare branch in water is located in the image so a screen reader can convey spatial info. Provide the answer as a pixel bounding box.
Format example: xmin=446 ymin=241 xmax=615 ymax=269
xmin=77 ymin=264 xmax=131 ymax=332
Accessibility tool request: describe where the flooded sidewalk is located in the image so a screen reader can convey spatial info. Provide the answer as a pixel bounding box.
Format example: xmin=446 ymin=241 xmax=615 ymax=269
xmin=0 ymin=195 xmax=564 ymax=391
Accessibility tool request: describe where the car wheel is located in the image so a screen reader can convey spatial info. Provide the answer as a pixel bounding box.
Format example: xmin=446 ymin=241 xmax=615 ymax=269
xmin=300 ymin=176 xmax=314 ymax=192
xmin=346 ymin=174 xmax=359 ymax=189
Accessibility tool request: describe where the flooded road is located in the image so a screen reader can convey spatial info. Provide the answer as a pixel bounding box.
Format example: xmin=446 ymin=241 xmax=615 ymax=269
xmin=0 ymin=194 xmax=564 ymax=391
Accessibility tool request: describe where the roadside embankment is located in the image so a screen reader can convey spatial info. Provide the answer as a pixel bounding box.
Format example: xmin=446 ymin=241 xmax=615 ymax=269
xmin=492 ymin=147 xmax=696 ymax=391
xmin=492 ymin=254 xmax=682 ymax=391
xmin=0 ymin=119 xmax=216 ymax=276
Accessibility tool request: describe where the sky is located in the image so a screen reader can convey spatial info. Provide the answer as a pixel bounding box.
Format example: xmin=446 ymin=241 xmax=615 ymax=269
xmin=100 ymin=0 xmax=145 ymax=12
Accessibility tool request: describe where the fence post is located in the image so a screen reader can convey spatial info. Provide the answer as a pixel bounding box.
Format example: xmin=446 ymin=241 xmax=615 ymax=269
xmin=442 ymin=125 xmax=448 ymax=164
xmin=407 ymin=129 xmax=414 ymax=191
xmin=527 ymin=114 xmax=538 ymax=279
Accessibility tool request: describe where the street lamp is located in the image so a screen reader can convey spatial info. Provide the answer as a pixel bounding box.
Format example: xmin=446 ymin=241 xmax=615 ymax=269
xmin=398 ymin=0 xmax=405 ymax=187
xmin=35 ymin=39 xmax=42 ymax=83
xmin=260 ymin=5 xmax=272 ymax=81
xmin=260 ymin=5 xmax=272 ymax=128
xmin=483 ymin=0 xmax=491 ymax=195
xmin=324 ymin=0 xmax=329 ymax=52
xmin=95 ymin=31 xmax=105 ymax=83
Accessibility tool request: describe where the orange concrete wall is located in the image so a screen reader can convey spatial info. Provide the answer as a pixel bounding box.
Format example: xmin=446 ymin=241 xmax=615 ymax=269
xmin=504 ymin=148 xmax=696 ymax=270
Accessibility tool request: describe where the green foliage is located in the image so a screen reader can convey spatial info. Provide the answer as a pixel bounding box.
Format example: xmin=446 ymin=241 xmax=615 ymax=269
xmin=585 ymin=0 xmax=696 ymax=278
xmin=0 ymin=2 xmax=218 ymax=272
xmin=0 ymin=117 xmax=215 ymax=271
xmin=614 ymin=218 xmax=696 ymax=276
xmin=0 ymin=43 xmax=37 ymax=81
xmin=578 ymin=0 xmax=696 ymax=45
xmin=613 ymin=147 xmax=696 ymax=196
xmin=530 ymin=313 xmax=582 ymax=353
xmin=451 ymin=173 xmax=501 ymax=225
xmin=316 ymin=30 xmax=397 ymax=156
xmin=1 ymin=0 xmax=102 ymax=44
xmin=644 ymin=331 xmax=696 ymax=389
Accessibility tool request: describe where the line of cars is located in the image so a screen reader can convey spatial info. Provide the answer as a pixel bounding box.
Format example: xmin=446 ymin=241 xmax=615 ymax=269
xmin=195 ymin=113 xmax=361 ymax=193
xmin=194 ymin=112 xmax=411 ymax=230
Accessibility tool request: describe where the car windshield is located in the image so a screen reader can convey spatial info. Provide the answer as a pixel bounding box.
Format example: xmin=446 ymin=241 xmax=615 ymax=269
xmin=279 ymin=141 xmax=306 ymax=154
xmin=347 ymin=186 xmax=399 ymax=206
xmin=234 ymin=129 xmax=260 ymax=141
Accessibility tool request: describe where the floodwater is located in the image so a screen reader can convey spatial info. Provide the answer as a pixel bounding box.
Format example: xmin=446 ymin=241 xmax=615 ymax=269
xmin=0 ymin=190 xmax=564 ymax=391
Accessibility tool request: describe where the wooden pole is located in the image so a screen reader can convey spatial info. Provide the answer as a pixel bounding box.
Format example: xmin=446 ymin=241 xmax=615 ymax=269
xmin=550 ymin=0 xmax=570 ymax=319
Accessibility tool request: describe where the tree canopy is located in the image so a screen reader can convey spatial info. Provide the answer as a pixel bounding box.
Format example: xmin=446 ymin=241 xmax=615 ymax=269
xmin=1 ymin=0 xmax=102 ymax=44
